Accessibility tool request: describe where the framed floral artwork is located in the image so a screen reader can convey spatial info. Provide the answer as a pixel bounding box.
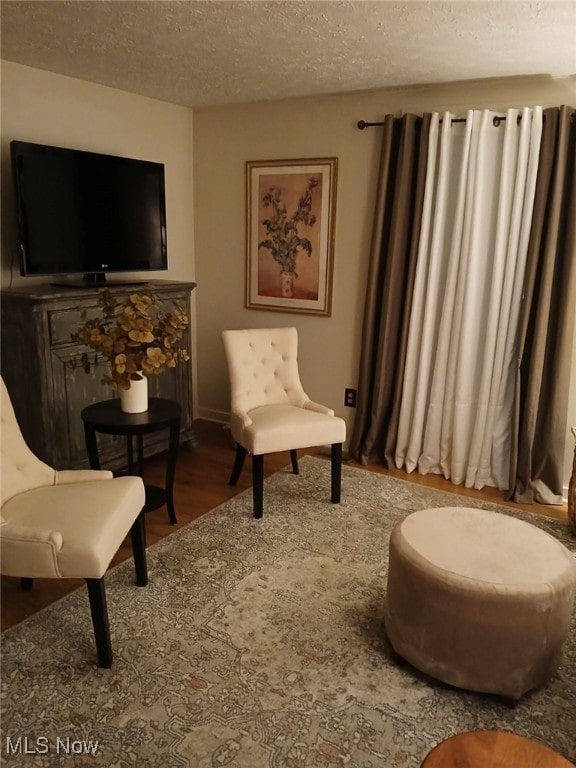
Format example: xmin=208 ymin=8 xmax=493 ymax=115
xmin=245 ymin=157 xmax=337 ymax=316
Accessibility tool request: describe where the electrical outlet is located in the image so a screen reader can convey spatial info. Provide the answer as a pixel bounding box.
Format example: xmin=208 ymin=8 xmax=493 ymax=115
xmin=344 ymin=388 xmax=357 ymax=408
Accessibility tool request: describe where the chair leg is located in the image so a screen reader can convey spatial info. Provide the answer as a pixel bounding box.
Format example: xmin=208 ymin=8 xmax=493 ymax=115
xmin=290 ymin=449 xmax=299 ymax=475
xmin=85 ymin=578 xmax=112 ymax=668
xmin=20 ymin=577 xmax=34 ymax=591
xmin=252 ymin=454 xmax=264 ymax=520
xmin=331 ymin=443 xmax=342 ymax=504
xmin=130 ymin=512 xmax=148 ymax=587
xmin=229 ymin=444 xmax=247 ymax=486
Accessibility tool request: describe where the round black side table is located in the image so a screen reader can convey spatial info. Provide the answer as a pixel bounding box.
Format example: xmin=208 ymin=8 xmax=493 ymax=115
xmin=81 ymin=397 xmax=181 ymax=524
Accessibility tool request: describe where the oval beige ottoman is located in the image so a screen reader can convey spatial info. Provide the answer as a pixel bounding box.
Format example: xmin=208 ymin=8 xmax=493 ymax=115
xmin=385 ymin=507 xmax=576 ymax=699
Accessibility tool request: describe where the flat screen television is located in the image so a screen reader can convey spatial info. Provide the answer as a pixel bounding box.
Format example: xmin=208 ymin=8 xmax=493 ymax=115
xmin=10 ymin=140 xmax=168 ymax=286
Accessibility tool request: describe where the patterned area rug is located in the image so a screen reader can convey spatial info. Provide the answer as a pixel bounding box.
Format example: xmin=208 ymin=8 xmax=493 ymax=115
xmin=2 ymin=457 xmax=575 ymax=767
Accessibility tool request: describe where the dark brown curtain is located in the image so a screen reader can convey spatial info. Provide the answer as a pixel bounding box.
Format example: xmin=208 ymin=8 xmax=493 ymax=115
xmin=511 ymin=105 xmax=576 ymax=503
xmin=349 ymin=113 xmax=431 ymax=465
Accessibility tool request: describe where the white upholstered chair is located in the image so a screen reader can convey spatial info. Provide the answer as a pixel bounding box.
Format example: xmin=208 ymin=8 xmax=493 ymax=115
xmin=0 ymin=376 xmax=147 ymax=668
xmin=222 ymin=327 xmax=346 ymax=518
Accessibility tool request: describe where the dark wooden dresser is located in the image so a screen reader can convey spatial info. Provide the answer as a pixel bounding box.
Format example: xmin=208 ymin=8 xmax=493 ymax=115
xmin=1 ymin=279 xmax=196 ymax=470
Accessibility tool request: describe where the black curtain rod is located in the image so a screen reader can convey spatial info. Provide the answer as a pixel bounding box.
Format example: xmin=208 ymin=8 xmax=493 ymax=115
xmin=357 ymin=115 xmax=515 ymax=130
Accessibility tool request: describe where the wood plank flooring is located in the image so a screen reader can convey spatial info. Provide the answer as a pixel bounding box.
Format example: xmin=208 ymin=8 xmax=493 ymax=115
xmin=1 ymin=419 xmax=568 ymax=631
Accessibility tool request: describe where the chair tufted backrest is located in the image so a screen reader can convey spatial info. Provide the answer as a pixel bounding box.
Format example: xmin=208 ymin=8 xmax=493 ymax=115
xmin=1 ymin=376 xmax=55 ymax=507
xmin=222 ymin=328 xmax=308 ymax=415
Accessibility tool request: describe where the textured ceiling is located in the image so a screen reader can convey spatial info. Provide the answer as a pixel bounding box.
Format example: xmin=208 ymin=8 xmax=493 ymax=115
xmin=1 ymin=1 xmax=575 ymax=108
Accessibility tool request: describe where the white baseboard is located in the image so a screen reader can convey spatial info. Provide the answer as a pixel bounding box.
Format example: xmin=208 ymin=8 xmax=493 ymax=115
xmin=196 ymin=407 xmax=229 ymax=424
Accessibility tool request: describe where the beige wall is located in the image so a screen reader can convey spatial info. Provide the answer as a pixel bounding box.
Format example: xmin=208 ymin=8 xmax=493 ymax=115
xmin=1 ymin=61 xmax=195 ymax=286
xmin=193 ymin=75 xmax=576 ymax=494
xmin=1 ymin=60 xmax=197 ymax=406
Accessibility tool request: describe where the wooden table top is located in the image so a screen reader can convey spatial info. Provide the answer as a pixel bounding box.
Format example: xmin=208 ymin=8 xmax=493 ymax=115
xmin=421 ymin=730 xmax=575 ymax=768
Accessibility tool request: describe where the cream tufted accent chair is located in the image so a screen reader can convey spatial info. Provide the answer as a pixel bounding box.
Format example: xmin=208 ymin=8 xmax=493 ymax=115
xmin=222 ymin=327 xmax=346 ymax=518
xmin=0 ymin=376 xmax=147 ymax=667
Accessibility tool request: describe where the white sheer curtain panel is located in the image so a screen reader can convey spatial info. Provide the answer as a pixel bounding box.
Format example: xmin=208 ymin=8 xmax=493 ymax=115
xmin=395 ymin=107 xmax=543 ymax=490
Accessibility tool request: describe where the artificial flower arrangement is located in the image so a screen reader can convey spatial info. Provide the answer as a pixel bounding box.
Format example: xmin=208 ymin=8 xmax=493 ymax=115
xmin=71 ymin=289 xmax=190 ymax=389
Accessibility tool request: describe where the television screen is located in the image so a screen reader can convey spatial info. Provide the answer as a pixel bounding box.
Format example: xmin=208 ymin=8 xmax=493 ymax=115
xmin=10 ymin=141 xmax=168 ymax=283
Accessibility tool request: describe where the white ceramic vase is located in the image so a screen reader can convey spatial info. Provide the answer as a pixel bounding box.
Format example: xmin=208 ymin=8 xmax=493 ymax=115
xmin=119 ymin=372 xmax=148 ymax=414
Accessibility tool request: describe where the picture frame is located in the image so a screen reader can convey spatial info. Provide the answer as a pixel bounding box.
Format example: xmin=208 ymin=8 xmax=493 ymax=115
xmin=246 ymin=157 xmax=337 ymax=316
